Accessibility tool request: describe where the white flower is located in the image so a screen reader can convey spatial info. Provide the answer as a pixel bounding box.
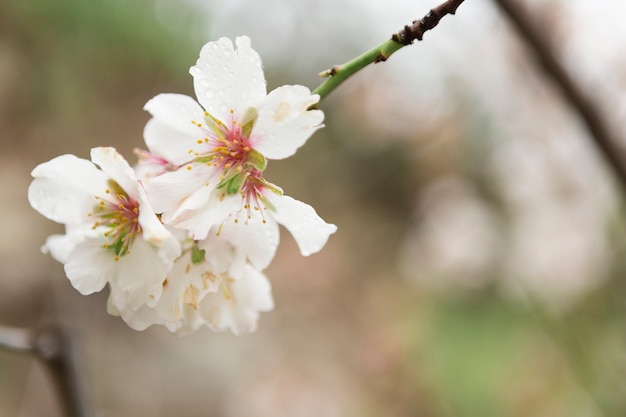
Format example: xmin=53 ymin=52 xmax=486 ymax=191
xmin=112 ymin=221 xmax=275 ymax=335
xmin=140 ymin=36 xmax=336 ymax=255
xmin=28 ymin=147 xmax=181 ymax=310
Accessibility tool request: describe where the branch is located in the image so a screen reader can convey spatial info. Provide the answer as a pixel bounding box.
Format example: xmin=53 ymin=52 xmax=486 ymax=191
xmin=0 ymin=325 xmax=88 ymax=417
xmin=493 ymin=0 xmax=626 ymax=191
xmin=312 ymin=0 xmax=467 ymax=101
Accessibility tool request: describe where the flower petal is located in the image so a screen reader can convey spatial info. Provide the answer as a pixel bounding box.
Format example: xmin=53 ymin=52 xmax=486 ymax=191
xmin=90 ymin=147 xmax=138 ymax=197
xmin=43 ymin=224 xmax=99 ymax=264
xmin=146 ymin=163 xmax=217 ymax=214
xmin=217 ymin=215 xmax=280 ymax=275
xmin=252 ymin=85 xmax=324 ymax=160
xmin=143 ymin=118 xmax=199 ymax=166
xmin=64 ymin=238 xmax=115 ymax=295
xmin=29 ymin=154 xmax=109 ymax=224
xmin=265 ymin=193 xmax=337 ymax=256
xmin=136 ymin=183 xmax=181 ymax=268
xmin=111 ymin=237 xmax=171 ymax=310
xmin=191 ymin=36 xmax=266 ymax=122
xmin=173 ymin=191 xmax=243 ymax=240
xmin=143 ymin=93 xmax=206 ymax=136
xmin=198 ymin=265 xmax=273 ymax=335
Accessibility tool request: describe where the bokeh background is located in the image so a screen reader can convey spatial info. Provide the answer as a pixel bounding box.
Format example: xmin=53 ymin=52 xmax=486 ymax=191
xmin=2 ymin=0 xmax=626 ymax=416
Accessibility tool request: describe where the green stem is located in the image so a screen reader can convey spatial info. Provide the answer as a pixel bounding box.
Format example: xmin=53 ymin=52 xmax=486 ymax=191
xmin=311 ymin=0 xmax=467 ymax=103
xmin=312 ymin=39 xmax=403 ymax=101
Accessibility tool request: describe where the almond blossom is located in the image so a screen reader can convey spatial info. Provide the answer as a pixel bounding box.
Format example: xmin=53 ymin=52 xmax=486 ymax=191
xmin=111 ymin=217 xmax=277 ymax=334
xmin=28 ymin=147 xmax=181 ymax=311
xmin=28 ymin=36 xmax=338 ymax=335
xmin=140 ymin=36 xmax=337 ymax=255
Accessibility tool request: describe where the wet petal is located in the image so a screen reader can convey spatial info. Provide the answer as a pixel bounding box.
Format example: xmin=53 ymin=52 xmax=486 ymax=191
xmin=191 ymin=36 xmax=266 ymax=122
xmin=252 ymin=85 xmax=324 ymax=160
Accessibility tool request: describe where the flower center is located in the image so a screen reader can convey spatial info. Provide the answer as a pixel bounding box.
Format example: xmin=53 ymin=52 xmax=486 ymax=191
xmin=89 ymin=180 xmax=141 ymax=260
xmin=190 ymin=109 xmax=267 ymax=196
xmin=193 ymin=109 xmax=254 ymax=178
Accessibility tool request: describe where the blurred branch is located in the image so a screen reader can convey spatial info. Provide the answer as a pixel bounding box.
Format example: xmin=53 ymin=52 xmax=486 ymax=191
xmin=0 ymin=324 xmax=87 ymax=417
xmin=312 ymin=0 xmax=467 ymax=101
xmin=493 ymin=0 xmax=626 ymax=191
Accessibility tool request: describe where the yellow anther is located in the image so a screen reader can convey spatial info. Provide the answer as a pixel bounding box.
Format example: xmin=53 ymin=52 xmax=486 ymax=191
xmin=197 ymin=139 xmax=203 ymax=144
xmin=187 ymin=166 xmax=192 ymax=170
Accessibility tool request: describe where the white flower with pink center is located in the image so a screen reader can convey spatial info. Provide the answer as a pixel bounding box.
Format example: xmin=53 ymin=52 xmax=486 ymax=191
xmin=141 ymin=36 xmax=337 ymax=255
xmin=28 ymin=147 xmax=181 ymax=311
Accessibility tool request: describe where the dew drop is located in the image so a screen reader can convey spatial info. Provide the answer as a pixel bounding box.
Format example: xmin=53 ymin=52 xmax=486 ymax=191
xmin=199 ymin=79 xmax=210 ymax=87
xmin=191 ymin=66 xmax=202 ymax=75
xmin=205 ymin=90 xmax=215 ymax=100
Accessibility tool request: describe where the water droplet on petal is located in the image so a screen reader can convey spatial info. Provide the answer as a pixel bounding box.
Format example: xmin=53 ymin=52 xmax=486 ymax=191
xmin=199 ymin=79 xmax=210 ymax=87
xmin=191 ymin=66 xmax=202 ymax=75
xmin=205 ymin=90 xmax=215 ymax=100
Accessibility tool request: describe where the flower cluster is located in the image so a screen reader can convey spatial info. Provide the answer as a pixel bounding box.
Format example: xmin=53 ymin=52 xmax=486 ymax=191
xmin=28 ymin=37 xmax=336 ymax=335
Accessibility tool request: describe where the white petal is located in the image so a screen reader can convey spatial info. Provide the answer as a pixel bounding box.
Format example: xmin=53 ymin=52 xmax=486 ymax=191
xmin=64 ymin=238 xmax=115 ymax=295
xmin=146 ymin=163 xmax=216 ymax=214
xmin=90 ymin=147 xmax=138 ymax=197
xmin=198 ymin=265 xmax=273 ymax=335
xmin=43 ymin=224 xmax=98 ymax=264
xmin=143 ymin=93 xmax=206 ymax=136
xmin=173 ymin=191 xmax=243 ymax=240
xmin=217 ymin=215 xmax=280 ymax=274
xmin=111 ymin=237 xmax=171 ymax=310
xmin=191 ymin=36 xmax=266 ymax=122
xmin=114 ymin=251 xmax=220 ymax=332
xmin=28 ymin=154 xmax=109 ymax=224
xmin=265 ymin=193 xmax=337 ymax=256
xmin=252 ymin=85 xmax=324 ymax=159
xmin=136 ymin=183 xmax=181 ymax=267
xmin=143 ymin=118 xmax=199 ymax=166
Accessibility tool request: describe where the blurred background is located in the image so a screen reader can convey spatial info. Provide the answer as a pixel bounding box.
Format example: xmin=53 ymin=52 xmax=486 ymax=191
xmin=2 ymin=0 xmax=626 ymax=416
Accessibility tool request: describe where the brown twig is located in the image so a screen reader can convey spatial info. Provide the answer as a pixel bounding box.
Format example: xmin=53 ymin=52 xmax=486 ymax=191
xmin=0 ymin=325 xmax=88 ymax=417
xmin=493 ymin=0 xmax=626 ymax=191
xmin=392 ymin=0 xmax=466 ymax=45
